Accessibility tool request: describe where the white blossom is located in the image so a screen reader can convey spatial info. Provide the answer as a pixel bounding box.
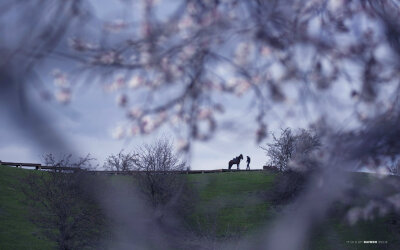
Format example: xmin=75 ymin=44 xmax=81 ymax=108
xmin=55 ymin=89 xmax=71 ymax=104
xmin=111 ymin=125 xmax=125 ymax=139
xmin=128 ymin=108 xmax=143 ymax=119
xmin=104 ymin=19 xmax=128 ymax=33
xmin=141 ymin=115 xmax=155 ymax=133
xmin=128 ymin=75 xmax=143 ymax=89
xmin=52 ymin=69 xmax=69 ymax=87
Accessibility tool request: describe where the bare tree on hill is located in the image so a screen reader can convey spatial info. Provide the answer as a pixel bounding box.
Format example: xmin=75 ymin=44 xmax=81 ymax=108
xmin=262 ymin=128 xmax=320 ymax=172
xmin=103 ymin=150 xmax=137 ymax=172
xmin=22 ymin=154 xmax=106 ymax=250
xmin=43 ymin=153 xmax=97 ymax=171
xmin=134 ymin=138 xmax=186 ymax=208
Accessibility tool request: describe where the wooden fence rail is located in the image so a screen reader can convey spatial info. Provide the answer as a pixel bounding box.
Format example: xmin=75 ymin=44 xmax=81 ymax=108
xmin=0 ymin=161 xmax=81 ymax=172
xmin=0 ymin=160 xmax=267 ymax=174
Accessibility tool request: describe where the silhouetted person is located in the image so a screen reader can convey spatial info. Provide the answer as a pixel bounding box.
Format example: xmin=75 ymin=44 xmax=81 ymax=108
xmin=246 ymin=156 xmax=251 ymax=170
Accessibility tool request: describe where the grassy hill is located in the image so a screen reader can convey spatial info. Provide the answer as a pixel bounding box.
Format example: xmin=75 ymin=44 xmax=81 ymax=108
xmin=0 ymin=166 xmax=399 ymax=249
xmin=187 ymin=171 xmax=276 ymax=237
xmin=0 ymin=166 xmax=55 ymax=250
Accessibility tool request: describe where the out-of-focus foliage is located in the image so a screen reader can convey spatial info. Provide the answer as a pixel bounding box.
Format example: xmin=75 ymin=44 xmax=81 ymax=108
xmin=3 ymin=0 xmax=400 ymax=152
xmin=3 ymin=1 xmax=400 ymax=249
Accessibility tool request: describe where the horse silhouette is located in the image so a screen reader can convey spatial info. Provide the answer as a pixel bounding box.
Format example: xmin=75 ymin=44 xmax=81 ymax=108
xmin=228 ymin=154 xmax=243 ymax=170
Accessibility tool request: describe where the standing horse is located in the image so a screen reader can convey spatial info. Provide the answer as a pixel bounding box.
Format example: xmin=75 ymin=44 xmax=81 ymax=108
xmin=228 ymin=154 xmax=243 ymax=170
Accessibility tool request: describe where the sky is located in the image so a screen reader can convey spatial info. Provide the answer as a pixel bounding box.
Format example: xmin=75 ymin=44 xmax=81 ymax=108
xmin=0 ymin=73 xmax=363 ymax=170
xmin=0 ymin=0 xmax=270 ymax=170
xmin=0 ymin=81 xmax=270 ymax=170
xmin=0 ymin=0 xmax=377 ymax=170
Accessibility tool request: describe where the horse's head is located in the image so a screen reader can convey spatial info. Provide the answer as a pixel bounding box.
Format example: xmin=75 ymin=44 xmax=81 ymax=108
xmin=239 ymin=154 xmax=243 ymax=160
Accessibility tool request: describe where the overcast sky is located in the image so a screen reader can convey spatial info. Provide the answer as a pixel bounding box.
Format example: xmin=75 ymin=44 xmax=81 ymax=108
xmin=0 ymin=75 xmax=363 ymax=170
xmin=0 ymin=79 xmax=273 ymax=170
xmin=0 ymin=0 xmax=270 ymax=170
xmin=0 ymin=0 xmax=374 ymax=170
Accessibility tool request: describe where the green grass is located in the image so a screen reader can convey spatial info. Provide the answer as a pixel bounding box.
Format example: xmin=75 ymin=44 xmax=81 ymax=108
xmin=0 ymin=166 xmax=54 ymax=250
xmin=1 ymin=166 xmax=399 ymax=249
xmin=187 ymin=172 xmax=277 ymax=237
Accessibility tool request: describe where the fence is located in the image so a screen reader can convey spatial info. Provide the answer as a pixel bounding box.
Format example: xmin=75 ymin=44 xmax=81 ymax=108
xmin=0 ymin=160 xmax=265 ymax=174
